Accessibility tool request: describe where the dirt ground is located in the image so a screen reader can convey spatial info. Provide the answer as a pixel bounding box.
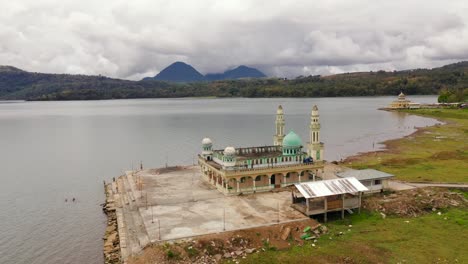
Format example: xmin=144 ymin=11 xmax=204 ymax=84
xmin=363 ymin=187 xmax=467 ymax=217
xmin=127 ymin=218 xmax=325 ymax=264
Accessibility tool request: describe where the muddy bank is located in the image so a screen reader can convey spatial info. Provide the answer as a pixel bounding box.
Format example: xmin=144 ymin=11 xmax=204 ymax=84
xmin=342 ymin=110 xmax=446 ymax=164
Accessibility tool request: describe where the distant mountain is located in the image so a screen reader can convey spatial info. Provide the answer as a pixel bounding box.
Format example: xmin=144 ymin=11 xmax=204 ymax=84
xmin=205 ymin=65 xmax=266 ymax=81
xmin=0 ymin=66 xmax=24 ymax=73
xmin=144 ymin=62 xmax=267 ymax=82
xmin=151 ymin=62 xmax=204 ymax=82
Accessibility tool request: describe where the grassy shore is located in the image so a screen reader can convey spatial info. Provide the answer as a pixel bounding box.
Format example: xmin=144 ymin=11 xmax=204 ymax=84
xmin=343 ymin=108 xmax=468 ymax=183
xmin=239 ymin=207 xmax=468 ymax=264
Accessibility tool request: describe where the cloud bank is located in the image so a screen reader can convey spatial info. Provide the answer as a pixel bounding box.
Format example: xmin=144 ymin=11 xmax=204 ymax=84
xmin=1 ymin=0 xmax=467 ymax=79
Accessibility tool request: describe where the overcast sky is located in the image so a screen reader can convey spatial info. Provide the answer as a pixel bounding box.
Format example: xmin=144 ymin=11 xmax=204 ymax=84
xmin=1 ymin=0 xmax=468 ymax=80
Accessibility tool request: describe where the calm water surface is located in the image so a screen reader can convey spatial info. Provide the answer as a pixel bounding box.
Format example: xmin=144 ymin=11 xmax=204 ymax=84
xmin=0 ymin=96 xmax=439 ymax=264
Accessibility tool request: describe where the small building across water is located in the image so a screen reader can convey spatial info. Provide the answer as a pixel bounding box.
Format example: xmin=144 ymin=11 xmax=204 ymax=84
xmin=388 ymin=92 xmax=421 ymax=109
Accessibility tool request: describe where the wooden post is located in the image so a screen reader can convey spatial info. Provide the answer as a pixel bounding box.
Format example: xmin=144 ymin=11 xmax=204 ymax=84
xmin=358 ymin=192 xmax=362 ymax=214
xmin=277 ymin=202 xmax=280 ymax=223
xmin=158 ymin=219 xmax=161 ymax=240
xmin=341 ymin=194 xmax=345 ymax=219
xmin=324 ymin=197 xmax=328 ymax=223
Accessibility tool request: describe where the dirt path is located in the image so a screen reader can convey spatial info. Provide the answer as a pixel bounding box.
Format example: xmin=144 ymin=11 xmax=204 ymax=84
xmin=407 ymin=182 xmax=468 ymax=188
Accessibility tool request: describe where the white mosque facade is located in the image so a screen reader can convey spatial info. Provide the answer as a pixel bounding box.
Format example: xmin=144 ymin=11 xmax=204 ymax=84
xmin=198 ymin=105 xmax=325 ymax=195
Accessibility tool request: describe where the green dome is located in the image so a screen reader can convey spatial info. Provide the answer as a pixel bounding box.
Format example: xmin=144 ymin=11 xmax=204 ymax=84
xmin=282 ymin=131 xmax=302 ymax=147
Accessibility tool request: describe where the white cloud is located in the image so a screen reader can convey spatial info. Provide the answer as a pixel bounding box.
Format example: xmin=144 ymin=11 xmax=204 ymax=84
xmin=0 ymin=0 xmax=467 ymax=79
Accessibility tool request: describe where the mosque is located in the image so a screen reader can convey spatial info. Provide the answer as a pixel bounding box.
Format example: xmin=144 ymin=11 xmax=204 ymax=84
xmin=198 ymin=105 xmax=325 ymax=195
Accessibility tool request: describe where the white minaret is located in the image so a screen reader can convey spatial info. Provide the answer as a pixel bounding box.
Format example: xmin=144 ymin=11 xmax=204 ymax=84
xmin=273 ymin=105 xmax=285 ymax=146
xmin=308 ymin=105 xmax=324 ymax=161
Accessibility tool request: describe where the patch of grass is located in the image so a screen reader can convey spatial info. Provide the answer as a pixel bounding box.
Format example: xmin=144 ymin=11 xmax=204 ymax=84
xmin=262 ymin=239 xmax=277 ymax=251
xmin=240 ymin=208 xmax=468 ymax=264
xmin=184 ymin=245 xmax=199 ymax=258
xmin=346 ymin=108 xmax=468 ymax=182
xmin=166 ymin=249 xmax=179 ymax=259
xmin=451 ymin=189 xmax=468 ymax=199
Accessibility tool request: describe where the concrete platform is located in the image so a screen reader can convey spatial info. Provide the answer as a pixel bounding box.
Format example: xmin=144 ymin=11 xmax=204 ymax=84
xmin=117 ymin=165 xmax=307 ymax=257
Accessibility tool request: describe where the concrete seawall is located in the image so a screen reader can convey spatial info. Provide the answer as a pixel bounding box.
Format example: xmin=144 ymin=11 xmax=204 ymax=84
xmin=102 ymin=180 xmax=122 ymax=264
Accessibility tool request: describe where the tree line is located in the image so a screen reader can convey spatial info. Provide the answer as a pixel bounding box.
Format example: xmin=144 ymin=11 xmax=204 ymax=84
xmin=1 ymin=62 xmax=468 ymax=101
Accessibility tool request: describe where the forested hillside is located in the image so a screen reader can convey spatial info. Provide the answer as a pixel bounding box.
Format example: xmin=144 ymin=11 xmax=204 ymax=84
xmin=1 ymin=62 xmax=467 ymax=101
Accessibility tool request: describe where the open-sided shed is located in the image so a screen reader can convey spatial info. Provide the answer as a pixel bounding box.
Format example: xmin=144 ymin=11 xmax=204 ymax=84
xmin=291 ymin=177 xmax=368 ymax=221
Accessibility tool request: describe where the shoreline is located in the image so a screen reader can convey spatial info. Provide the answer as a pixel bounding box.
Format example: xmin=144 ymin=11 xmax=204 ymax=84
xmin=341 ymin=108 xmax=467 ymax=183
xmin=2 ymin=94 xmax=438 ymax=102
xmin=342 ymin=109 xmax=447 ymax=164
xmin=342 ymin=117 xmax=443 ymax=164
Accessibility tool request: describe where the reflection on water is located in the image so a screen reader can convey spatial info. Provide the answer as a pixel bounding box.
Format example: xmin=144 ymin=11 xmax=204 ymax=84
xmin=0 ymin=96 xmax=438 ymax=264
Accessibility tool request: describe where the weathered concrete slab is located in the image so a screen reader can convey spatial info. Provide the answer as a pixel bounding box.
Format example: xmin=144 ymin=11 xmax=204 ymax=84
xmin=129 ymin=166 xmax=306 ymax=244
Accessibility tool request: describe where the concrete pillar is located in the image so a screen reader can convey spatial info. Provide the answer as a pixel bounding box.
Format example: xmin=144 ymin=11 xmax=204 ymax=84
xmin=299 ymin=175 xmax=302 ymax=183
xmin=284 ymin=175 xmax=287 ymax=185
xmin=236 ymin=180 xmax=240 ymax=193
xmin=253 ymin=177 xmax=256 ymax=191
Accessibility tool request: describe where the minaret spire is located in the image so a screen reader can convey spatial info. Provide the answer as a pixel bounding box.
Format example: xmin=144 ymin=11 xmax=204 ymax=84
xmin=273 ymin=105 xmax=285 ymax=146
xmin=307 ymin=105 xmax=324 ymax=161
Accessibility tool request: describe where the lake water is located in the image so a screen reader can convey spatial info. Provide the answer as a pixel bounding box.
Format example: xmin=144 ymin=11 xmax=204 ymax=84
xmin=0 ymin=96 xmax=439 ymax=264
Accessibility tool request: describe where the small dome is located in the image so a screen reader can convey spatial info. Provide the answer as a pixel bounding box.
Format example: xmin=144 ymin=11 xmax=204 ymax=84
xmin=398 ymin=91 xmax=405 ymax=97
xmin=282 ymin=131 xmax=302 ymax=147
xmin=202 ymin=138 xmax=212 ymax=145
xmin=312 ymin=105 xmax=318 ymax=111
xmin=224 ymin=146 xmax=236 ymax=156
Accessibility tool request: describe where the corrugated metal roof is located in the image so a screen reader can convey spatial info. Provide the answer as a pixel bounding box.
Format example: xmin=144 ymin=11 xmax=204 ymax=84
xmin=295 ymin=178 xmax=368 ymax=198
xmin=336 ymin=169 xmax=394 ymax=181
